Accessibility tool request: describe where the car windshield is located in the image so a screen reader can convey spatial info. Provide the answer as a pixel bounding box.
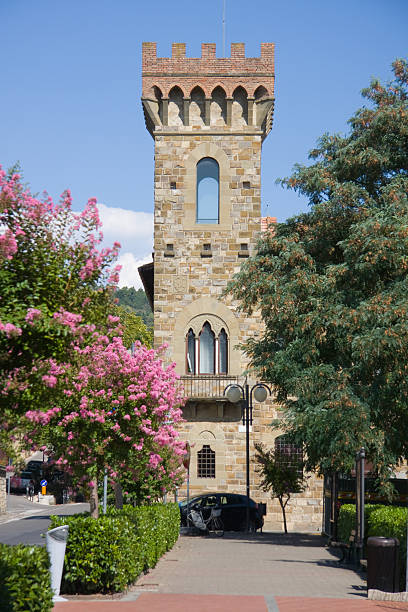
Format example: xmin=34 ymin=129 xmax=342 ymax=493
xmin=179 ymin=496 xmax=201 ymax=507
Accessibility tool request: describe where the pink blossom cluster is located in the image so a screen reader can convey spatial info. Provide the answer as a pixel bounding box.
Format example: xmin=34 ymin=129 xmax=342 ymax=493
xmin=0 ymin=229 xmax=18 ymax=259
xmin=0 ymin=165 xmax=122 ymax=291
xmin=53 ymin=310 xmax=83 ymax=329
xmin=25 ymin=308 xmax=42 ymax=324
xmin=0 ymin=321 xmax=22 ymax=338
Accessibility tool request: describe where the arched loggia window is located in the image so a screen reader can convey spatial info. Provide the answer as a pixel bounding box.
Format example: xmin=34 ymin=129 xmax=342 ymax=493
xmin=185 ymin=322 xmax=228 ymax=375
xmin=196 ymin=157 xmax=219 ymax=224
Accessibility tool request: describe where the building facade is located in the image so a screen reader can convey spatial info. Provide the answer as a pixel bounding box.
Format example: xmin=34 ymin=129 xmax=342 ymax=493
xmin=139 ymin=42 xmax=323 ymax=531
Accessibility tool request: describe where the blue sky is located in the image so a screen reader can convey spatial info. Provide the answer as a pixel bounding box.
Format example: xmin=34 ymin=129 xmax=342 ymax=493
xmin=1 ymin=0 xmax=407 ymax=287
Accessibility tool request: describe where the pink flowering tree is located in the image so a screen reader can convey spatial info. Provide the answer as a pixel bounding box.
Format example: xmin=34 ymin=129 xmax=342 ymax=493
xmin=0 ymin=166 xmax=187 ymax=511
xmin=23 ymin=328 xmax=186 ymax=517
xmin=0 ymin=166 xmax=120 ymax=443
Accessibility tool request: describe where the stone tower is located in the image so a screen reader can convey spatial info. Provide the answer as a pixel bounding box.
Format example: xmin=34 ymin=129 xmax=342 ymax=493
xmin=139 ymin=42 xmax=323 ymax=531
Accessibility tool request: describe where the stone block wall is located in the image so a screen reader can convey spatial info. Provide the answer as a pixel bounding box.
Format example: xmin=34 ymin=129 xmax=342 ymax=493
xmin=153 ymin=131 xmax=263 ymax=371
xmin=0 ymin=466 xmax=6 ymax=515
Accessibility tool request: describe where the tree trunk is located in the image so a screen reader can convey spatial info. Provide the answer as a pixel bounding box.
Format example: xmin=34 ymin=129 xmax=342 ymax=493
xmin=279 ymin=495 xmax=290 ymax=534
xmin=114 ymin=482 xmax=123 ymax=509
xmin=89 ymin=479 xmax=99 ymax=518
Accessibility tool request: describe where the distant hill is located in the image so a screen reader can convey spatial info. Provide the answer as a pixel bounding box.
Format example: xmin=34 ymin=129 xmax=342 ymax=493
xmin=115 ymin=287 xmax=153 ymax=329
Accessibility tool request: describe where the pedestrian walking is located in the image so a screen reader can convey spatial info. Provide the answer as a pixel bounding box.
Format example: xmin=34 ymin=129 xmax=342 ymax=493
xmin=27 ymin=479 xmax=35 ymax=502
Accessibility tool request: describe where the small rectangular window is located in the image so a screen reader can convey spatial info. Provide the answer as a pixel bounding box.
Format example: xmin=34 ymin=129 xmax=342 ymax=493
xmin=201 ymin=243 xmax=212 ymax=257
xmin=164 ymin=243 xmax=175 ymax=257
xmin=275 ymin=435 xmax=304 ymax=479
xmin=170 ymin=181 xmax=177 ymax=189
xmin=238 ymin=243 xmax=249 ymax=258
xmin=243 ymin=181 xmax=250 ymax=189
xmin=197 ymin=445 xmax=215 ymax=478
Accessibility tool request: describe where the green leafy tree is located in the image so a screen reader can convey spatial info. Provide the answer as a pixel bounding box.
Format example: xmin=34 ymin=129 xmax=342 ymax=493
xmin=228 ymin=60 xmax=408 ymax=490
xmin=116 ymin=287 xmax=153 ymax=328
xmin=254 ymin=442 xmax=306 ymax=533
xmin=114 ymin=305 xmax=152 ymax=349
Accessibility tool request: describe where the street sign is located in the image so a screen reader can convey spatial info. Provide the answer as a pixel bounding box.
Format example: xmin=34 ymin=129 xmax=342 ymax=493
xmin=40 ymin=479 xmax=47 ymax=487
xmin=182 ymin=442 xmax=190 ymax=470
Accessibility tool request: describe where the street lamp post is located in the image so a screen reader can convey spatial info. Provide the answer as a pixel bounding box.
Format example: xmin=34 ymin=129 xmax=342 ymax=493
xmin=224 ymin=381 xmax=271 ymax=532
xmin=355 ymin=447 xmax=365 ymax=563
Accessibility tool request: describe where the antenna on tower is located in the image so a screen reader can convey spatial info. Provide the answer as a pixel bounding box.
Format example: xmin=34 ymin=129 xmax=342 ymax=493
xmin=222 ymin=0 xmax=226 ymax=57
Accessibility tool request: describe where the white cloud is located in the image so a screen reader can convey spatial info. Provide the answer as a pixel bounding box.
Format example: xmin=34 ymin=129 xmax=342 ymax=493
xmin=116 ymin=252 xmax=152 ymax=290
xmin=95 ymin=203 xmax=153 ymax=289
xmin=97 ymin=203 xmax=153 ymax=258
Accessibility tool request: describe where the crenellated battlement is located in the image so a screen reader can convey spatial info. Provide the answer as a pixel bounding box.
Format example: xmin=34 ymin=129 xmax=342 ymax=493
xmin=142 ymin=42 xmax=274 ymax=99
xmin=142 ymin=42 xmax=274 ymax=62
xmin=142 ymin=42 xmax=275 ymax=138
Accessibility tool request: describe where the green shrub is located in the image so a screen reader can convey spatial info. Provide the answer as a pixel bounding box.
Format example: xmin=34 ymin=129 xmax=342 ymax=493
xmin=337 ymin=503 xmax=407 ymax=589
xmin=367 ymin=505 xmax=407 ymax=590
xmin=50 ymin=502 xmax=180 ymax=594
xmin=337 ymin=503 xmax=382 ymax=543
xmin=0 ymin=543 xmax=53 ymax=611
xmin=107 ymin=503 xmax=180 ymax=571
xmin=161 ymin=502 xmax=181 ymax=550
xmin=337 ymin=504 xmax=355 ymax=543
xmin=50 ymin=514 xmax=143 ymax=594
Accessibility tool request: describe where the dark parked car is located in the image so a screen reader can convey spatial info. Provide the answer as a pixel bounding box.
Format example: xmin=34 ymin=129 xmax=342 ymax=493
xmin=179 ymin=492 xmax=264 ymax=532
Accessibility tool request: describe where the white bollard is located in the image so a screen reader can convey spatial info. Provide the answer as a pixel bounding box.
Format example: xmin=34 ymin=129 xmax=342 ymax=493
xmin=46 ymin=525 xmax=69 ymax=602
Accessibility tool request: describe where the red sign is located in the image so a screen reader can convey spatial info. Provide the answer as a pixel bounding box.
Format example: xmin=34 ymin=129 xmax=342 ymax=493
xmin=182 ymin=442 xmax=191 ymax=470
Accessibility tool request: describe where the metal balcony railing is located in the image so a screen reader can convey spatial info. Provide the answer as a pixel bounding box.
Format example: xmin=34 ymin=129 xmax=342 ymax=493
xmin=180 ymin=375 xmax=240 ymax=400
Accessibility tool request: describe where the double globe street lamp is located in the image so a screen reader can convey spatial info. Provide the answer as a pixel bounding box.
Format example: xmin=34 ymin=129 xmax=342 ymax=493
xmin=224 ymin=381 xmax=271 ymax=532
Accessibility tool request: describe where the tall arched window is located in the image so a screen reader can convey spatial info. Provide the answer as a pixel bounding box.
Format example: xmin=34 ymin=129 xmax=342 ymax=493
xmin=219 ymin=328 xmax=228 ymax=374
xmin=196 ymin=157 xmax=219 ymax=224
xmin=187 ymin=328 xmax=195 ymax=373
xmin=199 ymin=322 xmax=215 ymax=374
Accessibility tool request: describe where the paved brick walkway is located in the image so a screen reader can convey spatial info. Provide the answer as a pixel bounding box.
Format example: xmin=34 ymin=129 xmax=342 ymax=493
xmin=52 ymin=532 xmax=408 ymax=611
xmin=126 ymin=532 xmax=367 ymax=598
xmin=53 ymin=593 xmax=408 ymax=611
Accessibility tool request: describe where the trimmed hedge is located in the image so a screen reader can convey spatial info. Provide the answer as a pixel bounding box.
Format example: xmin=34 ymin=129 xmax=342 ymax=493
xmin=50 ymin=513 xmax=143 ymax=594
xmin=367 ymin=505 xmax=407 ymax=591
xmin=337 ymin=503 xmax=408 ymax=589
xmin=50 ymin=502 xmax=180 ymax=594
xmin=107 ymin=502 xmax=180 ymax=570
xmin=0 ymin=543 xmax=53 ymax=612
xmin=337 ymin=503 xmax=378 ymax=543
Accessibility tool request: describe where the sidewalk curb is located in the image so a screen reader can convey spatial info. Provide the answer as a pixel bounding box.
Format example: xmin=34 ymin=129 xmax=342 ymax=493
xmin=368 ymin=589 xmax=408 ymax=602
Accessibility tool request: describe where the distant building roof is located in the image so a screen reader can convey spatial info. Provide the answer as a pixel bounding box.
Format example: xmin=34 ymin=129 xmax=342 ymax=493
xmin=261 ymin=216 xmax=277 ymax=232
xmin=138 ymin=261 xmax=154 ymax=310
